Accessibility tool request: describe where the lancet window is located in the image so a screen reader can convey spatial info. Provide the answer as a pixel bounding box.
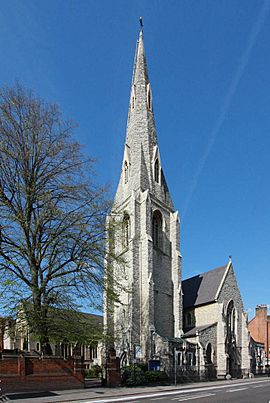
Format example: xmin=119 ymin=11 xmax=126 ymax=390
xmin=147 ymin=83 xmax=152 ymax=110
xmin=226 ymin=300 xmax=236 ymax=340
xmin=131 ymin=85 xmax=136 ymax=111
xmin=206 ymin=343 xmax=212 ymax=364
xmin=152 ymin=210 xmax=162 ymax=248
xmin=123 ymin=214 xmax=130 ymax=249
xmin=154 ymin=159 xmax=160 ymax=183
xmin=186 ymin=312 xmax=192 ymax=327
xmin=124 ymin=161 xmax=129 ymax=183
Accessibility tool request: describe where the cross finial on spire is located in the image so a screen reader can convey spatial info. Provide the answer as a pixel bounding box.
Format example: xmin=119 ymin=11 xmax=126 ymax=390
xmin=140 ymin=16 xmax=143 ymax=30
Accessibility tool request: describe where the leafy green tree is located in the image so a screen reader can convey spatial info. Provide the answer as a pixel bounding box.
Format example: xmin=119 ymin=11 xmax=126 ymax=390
xmin=0 ymin=85 xmax=119 ymax=353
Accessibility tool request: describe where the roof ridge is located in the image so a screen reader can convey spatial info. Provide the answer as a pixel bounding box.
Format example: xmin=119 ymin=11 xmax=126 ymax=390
xmin=183 ymin=263 xmax=227 ymax=282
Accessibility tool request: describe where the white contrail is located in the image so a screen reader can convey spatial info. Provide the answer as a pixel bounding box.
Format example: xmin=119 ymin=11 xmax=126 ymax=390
xmin=182 ymin=0 xmax=270 ymax=222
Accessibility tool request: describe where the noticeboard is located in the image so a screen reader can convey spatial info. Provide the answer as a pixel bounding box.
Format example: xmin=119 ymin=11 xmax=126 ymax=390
xmin=148 ymin=359 xmax=160 ymax=371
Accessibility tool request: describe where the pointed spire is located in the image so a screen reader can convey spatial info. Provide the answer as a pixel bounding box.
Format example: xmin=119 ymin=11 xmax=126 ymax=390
xmin=131 ymin=18 xmax=149 ymax=88
xmin=127 ymin=22 xmax=153 ymax=145
xmin=139 ymin=16 xmax=143 ymax=30
xmin=114 ymin=21 xmax=174 ymax=210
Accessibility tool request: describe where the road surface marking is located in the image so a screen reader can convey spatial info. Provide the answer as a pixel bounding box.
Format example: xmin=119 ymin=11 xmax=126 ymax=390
xmin=176 ymin=393 xmax=215 ymax=401
xmin=76 ymin=379 xmax=270 ymax=403
xmin=252 ymin=384 xmax=265 ymax=388
xmin=171 ymin=394 xmax=215 ymax=401
xmin=227 ymin=387 xmax=248 ymax=393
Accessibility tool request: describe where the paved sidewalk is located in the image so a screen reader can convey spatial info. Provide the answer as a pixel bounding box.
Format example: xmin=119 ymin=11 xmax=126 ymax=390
xmin=3 ymin=377 xmax=269 ymax=403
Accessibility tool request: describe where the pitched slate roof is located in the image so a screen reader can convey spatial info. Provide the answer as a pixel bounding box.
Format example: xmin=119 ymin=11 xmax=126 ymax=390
xmin=183 ymin=323 xmax=217 ymax=338
xmin=182 ymin=264 xmax=229 ymax=309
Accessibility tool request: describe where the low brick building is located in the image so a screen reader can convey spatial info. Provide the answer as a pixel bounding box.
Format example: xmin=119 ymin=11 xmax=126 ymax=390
xmin=248 ymin=305 xmax=270 ymax=367
xmin=1 ymin=310 xmax=103 ymax=369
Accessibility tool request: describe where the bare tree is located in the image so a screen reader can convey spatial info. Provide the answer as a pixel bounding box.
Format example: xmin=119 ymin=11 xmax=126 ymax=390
xmin=0 ymin=84 xmax=118 ymax=353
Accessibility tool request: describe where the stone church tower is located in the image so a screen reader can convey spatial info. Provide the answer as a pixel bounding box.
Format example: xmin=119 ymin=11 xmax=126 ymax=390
xmin=105 ymin=23 xmax=182 ymax=365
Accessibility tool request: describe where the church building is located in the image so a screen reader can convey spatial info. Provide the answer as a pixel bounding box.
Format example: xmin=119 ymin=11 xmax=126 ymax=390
xmin=182 ymin=260 xmax=250 ymax=378
xmin=105 ymin=21 xmax=250 ymax=380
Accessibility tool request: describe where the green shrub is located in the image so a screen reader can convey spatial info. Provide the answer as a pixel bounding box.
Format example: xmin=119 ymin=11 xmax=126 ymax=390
xmin=121 ymin=365 xmax=168 ymax=386
xmin=144 ymin=370 xmax=169 ymax=384
xmin=121 ymin=365 xmax=146 ymax=386
xmin=85 ymin=364 xmax=102 ymax=378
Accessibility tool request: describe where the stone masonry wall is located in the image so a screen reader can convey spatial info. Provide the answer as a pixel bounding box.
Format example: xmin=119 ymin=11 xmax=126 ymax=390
xmin=218 ymin=266 xmax=250 ymax=375
xmin=218 ymin=267 xmax=244 ymax=349
xmin=194 ymin=303 xmax=218 ymax=328
xmin=198 ymin=324 xmax=217 ymax=367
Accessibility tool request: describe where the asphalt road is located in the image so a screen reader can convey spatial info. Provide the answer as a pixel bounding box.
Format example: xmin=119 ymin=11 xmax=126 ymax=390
xmin=75 ymin=379 xmax=270 ymax=403
xmin=3 ymin=379 xmax=270 ymax=403
xmin=127 ymin=382 xmax=270 ymax=403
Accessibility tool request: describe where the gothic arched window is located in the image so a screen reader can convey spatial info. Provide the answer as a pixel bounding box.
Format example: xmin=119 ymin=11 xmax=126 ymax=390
xmin=154 ymin=159 xmax=159 ymax=183
xmin=124 ymin=161 xmax=129 ymax=184
xmin=123 ymin=214 xmax=130 ymax=249
xmin=206 ymin=343 xmax=212 ymax=364
xmin=186 ymin=312 xmax=192 ymax=327
xmin=152 ymin=210 xmax=162 ymax=248
xmin=226 ymin=300 xmax=236 ymax=340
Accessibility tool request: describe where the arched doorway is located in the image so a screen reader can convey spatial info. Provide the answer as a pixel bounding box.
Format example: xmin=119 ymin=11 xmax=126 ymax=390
xmin=205 ymin=343 xmax=216 ymax=380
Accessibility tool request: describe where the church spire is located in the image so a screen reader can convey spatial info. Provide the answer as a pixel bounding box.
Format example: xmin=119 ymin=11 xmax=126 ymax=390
xmin=114 ymin=21 xmax=173 ymax=209
xmin=129 ymin=18 xmax=150 ymax=110
xmin=126 ymin=20 xmax=157 ymax=172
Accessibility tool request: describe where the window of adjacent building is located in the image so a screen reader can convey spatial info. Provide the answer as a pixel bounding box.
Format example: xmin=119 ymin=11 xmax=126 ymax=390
xmin=154 ymin=159 xmax=160 ymax=183
xmin=23 ymin=338 xmax=28 ymax=351
xmin=123 ymin=214 xmax=130 ymax=248
xmin=187 ymin=352 xmax=193 ymax=366
xmin=187 ymin=351 xmax=196 ymax=366
xmin=89 ymin=345 xmax=98 ymax=360
xmin=124 ymin=161 xmax=129 ymax=184
xmin=152 ymin=210 xmax=162 ymax=248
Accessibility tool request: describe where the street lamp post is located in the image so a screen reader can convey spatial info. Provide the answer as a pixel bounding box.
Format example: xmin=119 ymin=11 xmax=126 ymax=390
xmin=149 ymin=325 xmax=155 ymax=360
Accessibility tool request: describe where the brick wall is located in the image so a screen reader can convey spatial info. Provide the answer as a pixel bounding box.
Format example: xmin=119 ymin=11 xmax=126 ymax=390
xmin=0 ymin=355 xmax=84 ymax=393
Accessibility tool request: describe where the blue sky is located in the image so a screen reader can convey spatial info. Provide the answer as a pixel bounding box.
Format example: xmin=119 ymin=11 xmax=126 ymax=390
xmin=0 ymin=0 xmax=269 ymax=318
